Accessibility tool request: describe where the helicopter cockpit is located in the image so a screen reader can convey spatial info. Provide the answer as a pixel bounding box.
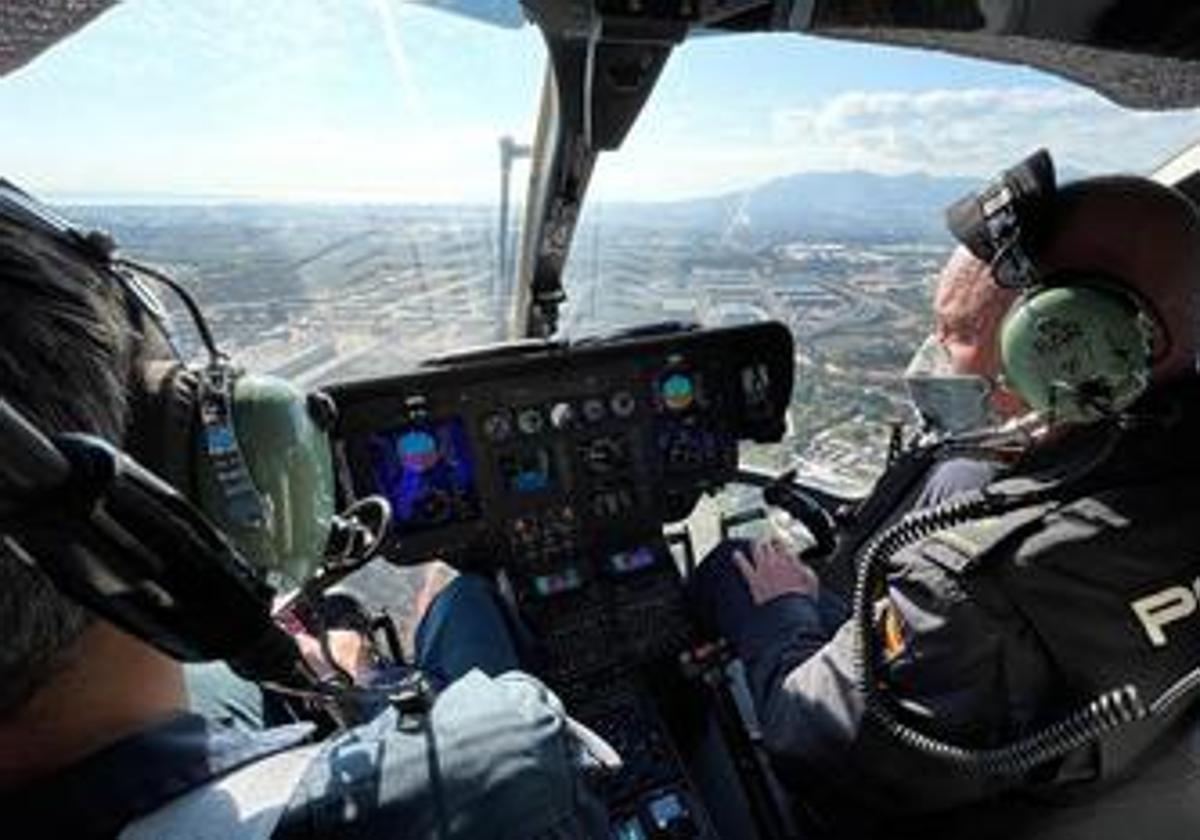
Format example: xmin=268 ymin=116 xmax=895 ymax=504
xmin=4 ymin=2 xmax=1200 ymax=839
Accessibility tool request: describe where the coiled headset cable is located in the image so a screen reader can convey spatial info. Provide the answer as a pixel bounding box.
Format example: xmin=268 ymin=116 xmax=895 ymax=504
xmin=848 ymin=422 xmax=1199 ymax=777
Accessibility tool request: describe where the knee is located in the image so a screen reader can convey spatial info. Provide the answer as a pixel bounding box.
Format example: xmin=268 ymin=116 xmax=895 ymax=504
xmin=416 ymin=572 xmax=509 ymax=652
xmin=425 ymin=572 xmax=493 ymax=621
xmin=447 ymin=573 xmax=496 ymax=598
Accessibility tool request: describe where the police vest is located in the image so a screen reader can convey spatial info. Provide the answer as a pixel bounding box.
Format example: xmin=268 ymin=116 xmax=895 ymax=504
xmin=925 ymin=430 xmax=1200 ymax=784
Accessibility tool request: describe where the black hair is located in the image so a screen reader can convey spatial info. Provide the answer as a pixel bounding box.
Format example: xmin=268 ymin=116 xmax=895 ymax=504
xmin=0 ymin=214 xmax=135 ymax=717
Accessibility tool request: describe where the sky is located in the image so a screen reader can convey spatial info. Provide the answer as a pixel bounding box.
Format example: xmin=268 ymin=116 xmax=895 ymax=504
xmin=3 ymin=0 xmax=1200 ymax=203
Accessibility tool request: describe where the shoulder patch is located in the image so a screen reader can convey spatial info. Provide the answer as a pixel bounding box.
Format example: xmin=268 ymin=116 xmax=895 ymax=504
xmin=878 ymin=599 xmax=908 ymax=662
xmin=920 ymin=502 xmax=1056 ymax=573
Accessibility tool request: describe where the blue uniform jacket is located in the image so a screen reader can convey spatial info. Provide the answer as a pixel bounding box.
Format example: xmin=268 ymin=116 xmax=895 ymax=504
xmin=694 ymin=378 xmax=1200 ymax=838
xmin=3 ymin=671 xmax=610 ymax=839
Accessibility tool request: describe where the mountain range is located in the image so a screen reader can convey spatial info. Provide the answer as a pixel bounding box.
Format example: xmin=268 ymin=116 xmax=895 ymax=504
xmin=57 ymin=168 xmax=1092 ymax=244
xmin=604 ymin=167 xmax=1087 ymax=242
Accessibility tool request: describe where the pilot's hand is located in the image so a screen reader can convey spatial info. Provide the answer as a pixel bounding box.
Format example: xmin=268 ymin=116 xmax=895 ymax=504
xmin=734 ymin=538 xmax=819 ymax=605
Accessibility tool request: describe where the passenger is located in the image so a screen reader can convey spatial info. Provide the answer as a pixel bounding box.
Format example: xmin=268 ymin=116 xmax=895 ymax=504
xmin=694 ymin=173 xmax=1200 ymax=838
xmin=0 ymin=208 xmax=611 ymax=838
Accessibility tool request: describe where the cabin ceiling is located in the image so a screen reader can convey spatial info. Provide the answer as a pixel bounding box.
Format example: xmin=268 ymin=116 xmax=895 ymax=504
xmin=3 ymin=0 xmax=1200 ymax=111
xmin=0 ymin=1 xmax=116 ymax=78
xmin=814 ymin=26 xmax=1200 ymax=110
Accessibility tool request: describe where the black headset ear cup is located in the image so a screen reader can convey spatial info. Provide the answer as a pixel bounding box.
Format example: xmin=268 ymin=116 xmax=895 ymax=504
xmin=130 ymin=360 xmax=199 ymax=493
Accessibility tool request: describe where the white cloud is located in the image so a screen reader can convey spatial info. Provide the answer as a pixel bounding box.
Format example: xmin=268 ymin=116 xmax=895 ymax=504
xmin=16 ymin=79 xmax=1200 ymax=204
xmin=768 ymin=86 xmax=1200 ymax=177
xmin=598 ymin=86 xmax=1200 ymax=200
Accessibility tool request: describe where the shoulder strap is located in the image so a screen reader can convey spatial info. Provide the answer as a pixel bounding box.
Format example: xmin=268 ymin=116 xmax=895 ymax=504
xmin=821 ymin=443 xmax=941 ymax=595
xmin=119 ymin=742 xmax=323 ymax=840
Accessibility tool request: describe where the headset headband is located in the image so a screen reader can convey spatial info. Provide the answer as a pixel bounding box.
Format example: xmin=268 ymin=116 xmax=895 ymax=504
xmin=943 ymin=152 xmax=1164 ymax=424
xmin=946 ymin=149 xmax=1056 ymax=289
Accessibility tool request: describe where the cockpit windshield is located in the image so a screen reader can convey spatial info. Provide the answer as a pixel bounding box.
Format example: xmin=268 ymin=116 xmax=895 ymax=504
xmin=1 ymin=0 xmax=545 ymax=375
xmin=4 ymin=0 xmax=1200 ymax=492
xmin=561 ymin=35 xmax=1200 ymax=489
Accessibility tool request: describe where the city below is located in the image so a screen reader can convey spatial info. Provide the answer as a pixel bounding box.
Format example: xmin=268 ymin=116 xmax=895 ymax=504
xmin=65 ymin=170 xmax=963 ymax=497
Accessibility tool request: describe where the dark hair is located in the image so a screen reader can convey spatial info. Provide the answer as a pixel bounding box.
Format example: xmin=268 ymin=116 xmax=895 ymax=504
xmin=0 ymin=216 xmax=135 ymax=717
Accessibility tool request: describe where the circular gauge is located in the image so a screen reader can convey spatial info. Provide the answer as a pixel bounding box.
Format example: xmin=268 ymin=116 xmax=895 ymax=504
xmin=610 ymin=390 xmax=636 ymax=418
xmin=517 ymin=407 xmax=544 ymax=435
xmin=398 ymin=430 xmax=439 ymax=471
xmin=549 ymin=401 xmax=575 ymax=430
xmin=660 ymin=373 xmax=695 ymax=411
xmin=482 ymin=411 xmax=512 ymax=442
xmin=582 ymin=397 xmax=607 ymax=423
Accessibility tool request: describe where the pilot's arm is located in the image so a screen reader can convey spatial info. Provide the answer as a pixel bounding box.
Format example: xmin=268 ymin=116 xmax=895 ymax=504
xmin=695 ymin=535 xmax=1059 ymax=815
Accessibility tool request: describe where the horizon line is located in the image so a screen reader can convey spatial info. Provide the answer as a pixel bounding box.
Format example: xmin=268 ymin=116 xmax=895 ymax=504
xmin=39 ymin=167 xmax=1004 ymax=207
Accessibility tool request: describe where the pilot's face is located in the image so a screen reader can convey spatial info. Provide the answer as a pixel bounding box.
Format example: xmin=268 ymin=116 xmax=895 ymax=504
xmin=933 ymin=296 xmax=996 ymax=380
xmin=934 ymin=251 xmax=1001 ymax=374
xmin=932 ymin=248 xmax=1026 ymax=419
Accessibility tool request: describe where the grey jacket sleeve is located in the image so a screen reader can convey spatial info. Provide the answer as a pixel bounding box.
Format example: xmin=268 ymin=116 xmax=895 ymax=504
xmin=730 ymin=540 xmax=1058 ymax=814
xmin=275 ymin=669 xmax=612 ymax=839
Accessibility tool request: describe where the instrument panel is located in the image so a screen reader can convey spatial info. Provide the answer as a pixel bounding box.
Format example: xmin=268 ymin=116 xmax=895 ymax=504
xmin=328 ymin=322 xmax=793 ymax=838
xmin=329 ymin=321 xmax=792 ymax=573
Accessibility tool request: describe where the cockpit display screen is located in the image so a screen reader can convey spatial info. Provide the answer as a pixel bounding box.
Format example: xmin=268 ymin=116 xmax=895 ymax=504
xmin=367 ymin=418 xmax=481 ymax=532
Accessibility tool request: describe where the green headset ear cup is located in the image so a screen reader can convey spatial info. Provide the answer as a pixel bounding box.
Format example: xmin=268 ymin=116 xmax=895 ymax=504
xmin=194 ymin=374 xmax=335 ymax=588
xmin=999 ymin=285 xmax=1154 ymax=424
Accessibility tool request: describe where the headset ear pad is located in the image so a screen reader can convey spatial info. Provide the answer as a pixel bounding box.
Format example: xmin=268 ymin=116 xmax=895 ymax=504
xmin=129 ymin=360 xmax=200 ymax=493
xmin=999 ymin=285 xmax=1155 ymax=424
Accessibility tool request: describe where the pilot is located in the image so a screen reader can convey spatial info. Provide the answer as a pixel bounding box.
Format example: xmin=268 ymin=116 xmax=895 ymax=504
xmin=902 ymin=247 xmax=1022 ymax=496
xmin=805 ymin=245 xmax=1028 ymax=602
xmin=694 ymin=170 xmax=1200 ymax=837
xmin=0 ymin=204 xmax=612 ymax=838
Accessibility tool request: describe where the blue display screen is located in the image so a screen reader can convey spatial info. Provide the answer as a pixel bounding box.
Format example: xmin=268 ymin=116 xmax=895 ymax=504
xmin=607 ymin=546 xmax=658 ymax=575
xmin=368 ymin=418 xmax=480 ymax=532
xmin=612 ymin=816 xmax=647 ymax=840
xmin=647 ymin=792 xmax=688 ymax=832
xmin=499 ymin=447 xmax=555 ymax=494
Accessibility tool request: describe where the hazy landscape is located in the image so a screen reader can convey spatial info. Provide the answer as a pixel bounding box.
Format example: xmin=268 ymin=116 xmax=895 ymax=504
xmin=64 ymin=169 xmax=969 ymax=493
